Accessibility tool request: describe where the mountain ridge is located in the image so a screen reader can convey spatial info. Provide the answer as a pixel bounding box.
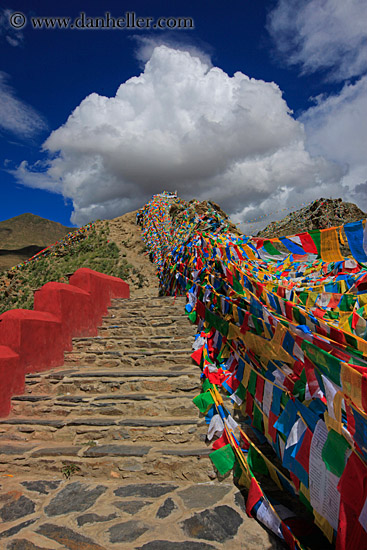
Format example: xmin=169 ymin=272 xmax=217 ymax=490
xmin=0 ymin=213 xmax=76 ymax=272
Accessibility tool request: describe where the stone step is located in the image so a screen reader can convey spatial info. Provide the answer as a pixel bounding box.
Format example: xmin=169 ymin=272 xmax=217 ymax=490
xmin=107 ymin=305 xmax=186 ymax=317
xmin=22 ymin=370 xmax=201 ymax=395
xmin=10 ymin=392 xmax=199 ymax=419
xmin=65 ymin=348 xmax=193 ymax=358
xmin=63 ymin=351 xmax=195 ymax=369
xmin=0 ymin=415 xmax=207 ymax=447
xmin=110 ymin=297 xmax=186 ymax=308
xmin=101 ymin=315 xmax=191 ymax=326
xmin=0 ymin=442 xmax=213 ymax=482
xmin=98 ymin=325 xmax=195 ymax=337
xmin=71 ymin=337 xmax=193 ymax=352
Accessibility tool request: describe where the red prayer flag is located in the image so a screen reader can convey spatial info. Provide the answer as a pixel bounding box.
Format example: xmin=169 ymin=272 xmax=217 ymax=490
xmin=245 ymin=392 xmax=254 ymax=420
xmin=255 ymin=376 xmax=265 ymax=402
xmin=212 ymin=430 xmax=230 ymax=450
xmin=246 ymin=477 xmax=263 ymax=517
xmin=281 ymin=523 xmax=296 ymax=550
xmin=295 ymin=427 xmax=312 ymax=473
xmin=226 ymin=268 xmax=233 ymax=286
xmin=268 ymin=411 xmax=278 ymax=443
xmin=298 ymin=232 xmax=318 ymax=254
xmin=191 ymin=346 xmax=204 ymax=365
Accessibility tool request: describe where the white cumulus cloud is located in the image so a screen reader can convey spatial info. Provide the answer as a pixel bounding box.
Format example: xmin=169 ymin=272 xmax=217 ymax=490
xmin=15 ymin=46 xmax=345 ymax=228
xmin=267 ymin=0 xmax=367 ymax=82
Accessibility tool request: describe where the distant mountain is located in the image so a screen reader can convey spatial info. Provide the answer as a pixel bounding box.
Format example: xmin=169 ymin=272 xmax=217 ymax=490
xmin=256 ymin=198 xmax=366 ymax=238
xmin=0 ymin=213 xmax=76 ymax=272
xmin=0 ymin=213 xmax=75 ymax=249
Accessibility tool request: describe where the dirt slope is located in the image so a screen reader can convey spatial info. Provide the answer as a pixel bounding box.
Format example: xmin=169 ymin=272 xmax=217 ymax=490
xmin=97 ymin=210 xmax=159 ymax=297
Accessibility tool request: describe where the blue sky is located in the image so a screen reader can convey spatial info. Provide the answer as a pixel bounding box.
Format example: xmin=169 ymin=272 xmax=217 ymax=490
xmin=0 ymin=0 xmax=366 ymax=232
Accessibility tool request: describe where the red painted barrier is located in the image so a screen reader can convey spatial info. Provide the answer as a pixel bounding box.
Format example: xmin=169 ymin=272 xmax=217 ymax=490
xmin=0 ymin=346 xmax=21 ymax=416
xmin=34 ymin=282 xmax=94 ymax=350
xmin=0 ymin=268 xmax=129 ymax=417
xmin=69 ymin=268 xmax=130 ymax=326
xmin=0 ymin=310 xmax=64 ymax=377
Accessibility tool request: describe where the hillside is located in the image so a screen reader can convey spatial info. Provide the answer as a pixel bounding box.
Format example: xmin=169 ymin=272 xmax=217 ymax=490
xmin=0 ymin=212 xmax=158 ymax=314
xmin=257 ymin=197 xmax=366 ymax=238
xmin=0 ymin=213 xmax=76 ymax=272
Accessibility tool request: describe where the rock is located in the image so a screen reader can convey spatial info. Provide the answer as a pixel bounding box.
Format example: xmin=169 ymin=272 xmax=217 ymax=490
xmin=108 ymin=520 xmax=150 ymax=543
xmin=37 ymin=523 xmax=105 ymax=549
xmin=0 ymin=495 xmax=35 ymax=522
xmin=234 ymin=491 xmax=246 ymax=512
xmin=21 ymin=480 xmax=61 ymax=495
xmin=0 ymin=419 xmax=63 ymax=427
xmin=156 ymin=498 xmax=176 ymax=519
xmin=45 ymin=482 xmax=106 ymax=516
xmin=66 ymin=418 xmax=116 ymax=426
xmin=178 ymin=484 xmax=232 ymax=509
xmin=84 ymin=444 xmax=150 ymax=457
xmin=0 ymin=445 xmax=35 ymax=455
xmin=113 ymin=500 xmax=152 ymax=514
xmin=0 ymin=519 xmax=37 ymax=539
xmin=137 ymin=543 xmax=216 ymax=550
xmin=31 ymin=446 xmax=81 ymax=457
xmin=117 ymin=458 xmax=143 ymax=472
xmin=114 ymin=483 xmax=178 ymax=498
xmin=77 ymin=512 xmax=117 ymax=527
xmin=181 ymin=505 xmax=243 ymax=542
xmin=160 ymin=448 xmax=211 ymax=457
xmin=7 ymin=539 xmax=51 ymax=550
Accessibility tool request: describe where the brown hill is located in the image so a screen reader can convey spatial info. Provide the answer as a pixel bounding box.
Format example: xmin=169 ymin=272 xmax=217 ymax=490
xmin=257 ymin=197 xmax=366 ymax=238
xmin=0 ymin=213 xmax=76 ymax=272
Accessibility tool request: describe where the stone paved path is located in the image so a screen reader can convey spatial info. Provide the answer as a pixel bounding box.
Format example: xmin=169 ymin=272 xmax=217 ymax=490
xmin=0 ymin=296 xmax=285 ymax=549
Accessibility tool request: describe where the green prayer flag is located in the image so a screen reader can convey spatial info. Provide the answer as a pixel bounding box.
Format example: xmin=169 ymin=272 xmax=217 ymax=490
xmin=309 ymin=230 xmax=321 ymax=257
xmin=192 ymin=392 xmax=215 ymax=414
xmin=188 ymin=310 xmax=197 ymax=323
xmin=233 ymin=458 xmax=242 ymax=479
xmin=247 ymin=445 xmax=268 ymax=475
xmin=322 ymin=429 xmax=351 ymax=477
xmin=263 ymin=240 xmax=282 ymax=256
xmin=235 ymin=384 xmax=246 ymax=402
xmin=248 ymin=370 xmax=257 ymax=396
xmin=298 ymin=292 xmax=308 ymax=306
xmin=281 ymin=392 xmax=289 ymax=407
xmin=232 ymin=276 xmax=243 ymax=294
xmin=293 ymin=378 xmax=306 ymax=402
xmin=209 ymin=444 xmax=236 ymax=475
xmin=299 ymin=488 xmax=313 ymax=514
xmin=253 ymin=404 xmax=263 ymax=432
xmin=339 ymin=294 xmax=356 ymax=312
xmin=202 ymin=378 xmax=214 ymax=392
xmin=302 ymin=340 xmax=341 ymax=386
xmin=205 ymin=308 xmax=229 ymax=337
xmin=252 ymin=316 xmax=263 ymax=335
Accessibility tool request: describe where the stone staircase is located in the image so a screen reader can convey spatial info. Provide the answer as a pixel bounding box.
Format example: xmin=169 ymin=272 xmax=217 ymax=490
xmin=0 ymin=296 xmax=284 ymax=550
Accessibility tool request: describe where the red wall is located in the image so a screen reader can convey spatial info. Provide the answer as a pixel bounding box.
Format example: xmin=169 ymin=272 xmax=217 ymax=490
xmin=0 ymin=268 xmax=129 ymax=416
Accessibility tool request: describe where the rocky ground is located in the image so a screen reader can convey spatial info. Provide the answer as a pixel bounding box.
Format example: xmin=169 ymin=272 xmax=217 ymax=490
xmin=257 ymin=197 xmax=366 ymax=238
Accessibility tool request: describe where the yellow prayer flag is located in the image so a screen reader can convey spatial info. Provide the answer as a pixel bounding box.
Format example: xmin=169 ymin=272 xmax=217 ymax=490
xmin=341 ymin=362 xmax=363 ymax=410
xmin=320 ymin=227 xmax=344 ymax=262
